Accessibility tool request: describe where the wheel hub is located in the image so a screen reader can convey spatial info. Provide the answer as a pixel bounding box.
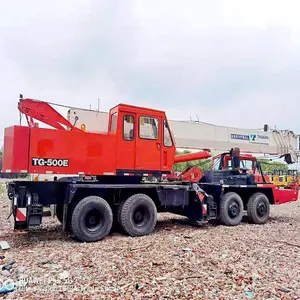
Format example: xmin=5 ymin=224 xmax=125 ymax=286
xmin=134 ymin=211 xmax=143 ymax=222
xmin=89 ymin=215 xmax=97 ymax=225
xmin=257 ymin=201 xmax=267 ymax=217
xmin=132 ymin=206 xmax=149 ymax=227
xmin=229 ymin=201 xmax=240 ymax=218
xmin=85 ymin=209 xmax=103 ymax=232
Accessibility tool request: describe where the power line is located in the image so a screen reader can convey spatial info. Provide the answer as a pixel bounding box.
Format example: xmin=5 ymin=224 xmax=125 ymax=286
xmin=30 ymin=98 xmax=92 ymax=111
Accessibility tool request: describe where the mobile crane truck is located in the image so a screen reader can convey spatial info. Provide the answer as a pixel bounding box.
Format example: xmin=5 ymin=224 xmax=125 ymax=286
xmin=2 ymin=95 xmax=299 ymax=242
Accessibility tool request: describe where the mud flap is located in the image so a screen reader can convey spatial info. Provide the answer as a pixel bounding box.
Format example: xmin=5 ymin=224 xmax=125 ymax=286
xmin=7 ymin=201 xmax=26 ymax=230
xmin=11 ymin=191 xmax=42 ymax=230
xmin=184 ymin=183 xmax=215 ymax=223
xmin=13 ymin=201 xmax=28 ymax=230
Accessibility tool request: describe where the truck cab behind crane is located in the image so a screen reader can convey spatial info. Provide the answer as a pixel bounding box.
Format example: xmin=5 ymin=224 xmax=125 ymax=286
xmin=204 ymin=151 xmax=270 ymax=184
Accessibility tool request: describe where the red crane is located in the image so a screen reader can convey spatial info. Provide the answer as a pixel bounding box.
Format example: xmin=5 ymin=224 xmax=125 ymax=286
xmin=2 ymin=95 xmax=298 ymax=244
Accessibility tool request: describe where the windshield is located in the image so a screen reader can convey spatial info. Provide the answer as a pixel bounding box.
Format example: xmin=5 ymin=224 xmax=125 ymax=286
xmin=210 ymin=155 xmax=255 ymax=171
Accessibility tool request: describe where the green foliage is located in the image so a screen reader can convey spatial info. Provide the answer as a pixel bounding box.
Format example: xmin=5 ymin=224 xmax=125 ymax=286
xmin=257 ymin=158 xmax=288 ymax=173
xmin=174 ymin=150 xmax=211 ymax=172
xmin=0 ymin=183 xmax=6 ymax=194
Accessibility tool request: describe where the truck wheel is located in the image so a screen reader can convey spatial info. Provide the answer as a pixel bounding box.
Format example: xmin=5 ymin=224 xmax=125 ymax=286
xmin=118 ymin=193 xmax=157 ymax=237
xmin=247 ymin=193 xmax=270 ymax=224
xmin=219 ymin=192 xmax=244 ymax=226
xmin=71 ymin=196 xmax=113 ymax=242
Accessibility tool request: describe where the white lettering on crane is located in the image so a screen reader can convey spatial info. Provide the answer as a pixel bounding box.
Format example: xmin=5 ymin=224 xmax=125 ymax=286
xmin=32 ymin=158 xmax=69 ymax=167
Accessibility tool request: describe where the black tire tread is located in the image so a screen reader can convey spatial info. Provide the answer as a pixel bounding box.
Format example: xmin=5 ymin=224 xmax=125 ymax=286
xmin=116 ymin=198 xmax=127 ymax=231
xmin=247 ymin=192 xmax=270 ymax=224
xmin=119 ymin=193 xmax=157 ymax=237
xmin=219 ymin=192 xmax=244 ymax=226
xmin=71 ymin=195 xmax=113 ymax=242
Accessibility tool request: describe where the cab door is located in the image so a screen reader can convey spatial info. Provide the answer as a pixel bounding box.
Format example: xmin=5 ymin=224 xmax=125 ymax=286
xmin=161 ymin=119 xmax=176 ymax=171
xmin=135 ymin=114 xmax=162 ymax=171
xmin=116 ymin=111 xmax=136 ymax=170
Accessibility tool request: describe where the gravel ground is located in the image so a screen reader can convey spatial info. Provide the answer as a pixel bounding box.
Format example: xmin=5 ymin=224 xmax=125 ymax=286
xmin=0 ymin=185 xmax=300 ymax=299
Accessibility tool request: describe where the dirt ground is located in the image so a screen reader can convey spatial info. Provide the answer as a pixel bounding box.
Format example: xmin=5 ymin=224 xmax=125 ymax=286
xmin=0 ymin=185 xmax=300 ymax=300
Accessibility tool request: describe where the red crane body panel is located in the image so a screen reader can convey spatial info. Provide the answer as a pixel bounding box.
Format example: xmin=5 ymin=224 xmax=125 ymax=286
xmin=2 ymin=126 xmax=30 ymax=173
xmin=3 ymin=126 xmax=118 ymax=175
xmin=272 ymin=186 xmax=299 ymax=204
xmin=2 ymin=101 xmax=177 ymax=176
xmin=28 ymin=128 xmax=117 ymax=175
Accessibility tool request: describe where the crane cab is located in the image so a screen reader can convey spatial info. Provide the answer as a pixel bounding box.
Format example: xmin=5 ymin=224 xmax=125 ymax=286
xmin=107 ymin=103 xmax=176 ymax=176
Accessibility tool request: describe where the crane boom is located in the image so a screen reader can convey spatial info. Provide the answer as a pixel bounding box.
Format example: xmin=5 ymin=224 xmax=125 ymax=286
xmin=66 ymin=107 xmax=299 ymax=163
xmin=18 ymin=96 xmax=81 ymax=132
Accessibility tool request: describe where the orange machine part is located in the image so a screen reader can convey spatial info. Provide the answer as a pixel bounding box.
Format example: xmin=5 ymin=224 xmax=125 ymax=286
xmin=174 ymin=151 xmax=211 ymax=164
xmin=180 ymin=166 xmax=203 ymax=182
xmin=28 ymin=127 xmax=117 ymax=175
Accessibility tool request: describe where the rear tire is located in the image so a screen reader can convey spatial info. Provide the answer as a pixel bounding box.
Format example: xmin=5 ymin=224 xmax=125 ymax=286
xmin=71 ymin=196 xmax=113 ymax=242
xmin=247 ymin=192 xmax=270 ymax=224
xmin=219 ymin=192 xmax=244 ymax=226
xmin=118 ymin=193 xmax=157 ymax=236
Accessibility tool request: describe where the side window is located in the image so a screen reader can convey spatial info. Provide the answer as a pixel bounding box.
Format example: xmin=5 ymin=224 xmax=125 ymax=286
xmin=139 ymin=116 xmax=159 ymax=140
xmin=110 ymin=113 xmax=117 ymax=133
xmin=211 ymin=157 xmax=221 ymax=170
xmin=240 ymin=160 xmax=252 ymax=169
xmin=123 ymin=115 xmax=134 ymax=141
xmin=163 ymin=120 xmax=173 ymax=146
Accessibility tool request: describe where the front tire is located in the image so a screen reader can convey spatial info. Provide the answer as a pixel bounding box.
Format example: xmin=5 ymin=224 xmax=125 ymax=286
xmin=247 ymin=193 xmax=270 ymax=224
xmin=118 ymin=193 xmax=157 ymax=237
xmin=219 ymin=192 xmax=244 ymax=226
xmin=71 ymin=196 xmax=113 ymax=242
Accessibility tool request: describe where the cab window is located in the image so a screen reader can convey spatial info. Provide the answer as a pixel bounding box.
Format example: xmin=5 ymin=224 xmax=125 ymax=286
xmin=123 ymin=115 xmax=134 ymax=141
xmin=211 ymin=157 xmax=221 ymax=170
xmin=163 ymin=120 xmax=173 ymax=146
xmin=139 ymin=116 xmax=159 ymax=140
xmin=110 ymin=112 xmax=117 ymax=133
xmin=240 ymin=160 xmax=253 ymax=169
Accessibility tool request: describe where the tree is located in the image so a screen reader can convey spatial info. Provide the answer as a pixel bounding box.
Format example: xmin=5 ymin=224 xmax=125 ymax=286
xmin=257 ymin=158 xmax=288 ymax=173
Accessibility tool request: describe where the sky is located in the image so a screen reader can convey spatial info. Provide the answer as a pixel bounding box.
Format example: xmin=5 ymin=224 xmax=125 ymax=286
xmin=1 ymin=0 xmax=300 ymax=145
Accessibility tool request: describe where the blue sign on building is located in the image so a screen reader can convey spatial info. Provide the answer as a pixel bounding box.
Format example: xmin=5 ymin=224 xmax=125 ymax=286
xmin=230 ymin=134 xmax=249 ymax=141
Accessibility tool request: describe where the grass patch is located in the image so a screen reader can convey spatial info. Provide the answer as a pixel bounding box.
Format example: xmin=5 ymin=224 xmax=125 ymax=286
xmin=0 ymin=183 xmax=6 ymax=195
